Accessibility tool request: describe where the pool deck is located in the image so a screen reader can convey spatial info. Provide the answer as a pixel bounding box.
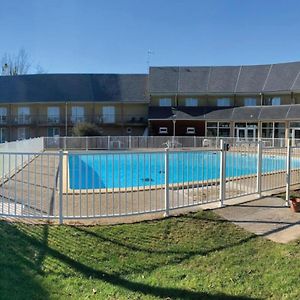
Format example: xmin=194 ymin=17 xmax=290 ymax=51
xmin=213 ymin=197 xmax=300 ymax=243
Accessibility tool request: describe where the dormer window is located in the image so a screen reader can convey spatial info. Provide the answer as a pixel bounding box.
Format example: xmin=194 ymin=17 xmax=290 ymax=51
xmin=244 ymin=98 xmax=256 ymax=106
xmin=159 ymin=98 xmax=172 ymax=107
xmin=217 ymin=98 xmax=231 ymax=107
xmin=185 ymin=98 xmax=198 ymax=107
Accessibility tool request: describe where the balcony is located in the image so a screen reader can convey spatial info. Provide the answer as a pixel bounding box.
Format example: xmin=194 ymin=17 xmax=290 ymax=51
xmin=1 ymin=114 xmax=148 ymax=126
xmin=11 ymin=115 xmax=32 ymax=125
xmin=96 ymin=114 xmax=147 ymax=125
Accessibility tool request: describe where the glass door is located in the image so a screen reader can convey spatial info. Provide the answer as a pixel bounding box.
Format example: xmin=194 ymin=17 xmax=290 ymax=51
xmin=237 ymin=128 xmax=246 ymax=140
xmin=247 ymin=127 xmax=256 ymax=141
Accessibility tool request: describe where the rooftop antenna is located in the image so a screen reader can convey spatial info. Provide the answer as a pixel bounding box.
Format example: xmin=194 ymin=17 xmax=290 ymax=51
xmin=147 ymin=49 xmax=154 ymax=70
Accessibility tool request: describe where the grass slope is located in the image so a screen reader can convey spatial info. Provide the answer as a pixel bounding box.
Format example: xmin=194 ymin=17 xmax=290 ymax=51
xmin=0 ymin=211 xmax=300 ymax=300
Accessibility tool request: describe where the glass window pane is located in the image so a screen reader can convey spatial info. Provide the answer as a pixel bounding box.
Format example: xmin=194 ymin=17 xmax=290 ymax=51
xmin=272 ymin=97 xmax=281 ymax=105
xmin=219 ymin=122 xmax=230 ymax=128
xmin=219 ymin=128 xmax=230 ymax=137
xmin=185 ymin=98 xmax=198 ymax=106
xmin=244 ymin=98 xmax=256 ymax=106
xmin=159 ymin=98 xmax=172 ymax=107
xmin=207 ymin=122 xmax=217 ymax=128
xmin=217 ymin=98 xmax=231 ymax=107
xmin=207 ymin=128 xmax=217 ymax=136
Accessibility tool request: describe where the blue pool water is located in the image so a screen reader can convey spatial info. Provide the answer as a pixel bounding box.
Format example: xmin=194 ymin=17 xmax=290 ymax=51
xmin=68 ymin=151 xmax=299 ymax=190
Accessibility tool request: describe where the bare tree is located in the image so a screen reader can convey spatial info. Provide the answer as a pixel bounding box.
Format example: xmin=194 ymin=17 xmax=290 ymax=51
xmin=1 ymin=49 xmax=32 ymax=75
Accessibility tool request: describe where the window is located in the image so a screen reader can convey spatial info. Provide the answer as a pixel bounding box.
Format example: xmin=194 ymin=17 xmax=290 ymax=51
xmin=264 ymin=97 xmax=281 ymax=106
xmin=186 ymin=127 xmax=195 ymax=134
xmin=48 ymin=127 xmax=60 ymax=137
xmin=159 ymin=98 xmax=172 ymax=107
xmin=185 ymin=98 xmax=198 ymax=107
xmin=17 ymin=107 xmax=30 ymax=124
xmin=0 ymin=107 xmax=7 ymax=124
xmin=272 ymin=97 xmax=281 ymax=106
xmin=244 ymin=98 xmax=256 ymax=106
xmin=206 ymin=122 xmax=230 ymax=137
xmin=159 ymin=127 xmax=168 ymax=134
xmin=47 ymin=107 xmax=60 ymax=123
xmin=71 ymin=106 xmax=84 ymax=123
xmin=102 ymin=106 xmax=116 ymax=123
xmin=17 ymin=127 xmax=29 ymax=140
xmin=217 ymin=98 xmax=231 ymax=107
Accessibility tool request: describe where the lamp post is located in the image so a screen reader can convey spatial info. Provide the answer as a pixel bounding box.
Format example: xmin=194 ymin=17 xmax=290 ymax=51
xmin=172 ymin=109 xmax=176 ymax=148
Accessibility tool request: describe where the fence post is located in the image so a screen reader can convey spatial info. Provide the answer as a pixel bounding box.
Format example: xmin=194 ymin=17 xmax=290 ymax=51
xmin=63 ymin=136 xmax=67 ymax=151
xmin=286 ymin=139 xmax=291 ymax=207
xmin=219 ymin=139 xmax=226 ymax=207
xmin=107 ymin=136 xmax=110 ymax=150
xmin=85 ymin=136 xmax=88 ymax=151
xmin=194 ymin=135 xmax=196 ymax=148
xmin=256 ymin=140 xmax=262 ymax=198
xmin=129 ymin=135 xmax=132 ymax=149
xmin=164 ymin=146 xmax=170 ymax=217
xmin=59 ymin=150 xmax=64 ymax=224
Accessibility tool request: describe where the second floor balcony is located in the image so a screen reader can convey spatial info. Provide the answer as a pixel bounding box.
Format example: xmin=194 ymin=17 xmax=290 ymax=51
xmin=0 ymin=113 xmax=148 ymax=126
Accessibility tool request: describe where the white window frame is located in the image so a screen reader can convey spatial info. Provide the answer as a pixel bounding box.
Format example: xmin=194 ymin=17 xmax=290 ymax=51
xmin=47 ymin=107 xmax=60 ymax=123
xmin=159 ymin=98 xmax=172 ymax=107
xmin=159 ymin=127 xmax=168 ymax=134
xmin=185 ymin=98 xmax=198 ymax=107
xmin=244 ymin=98 xmax=256 ymax=106
xmin=71 ymin=106 xmax=84 ymax=123
xmin=217 ymin=98 xmax=231 ymax=107
xmin=17 ymin=107 xmax=30 ymax=124
xmin=186 ymin=127 xmax=195 ymax=134
xmin=102 ymin=106 xmax=116 ymax=124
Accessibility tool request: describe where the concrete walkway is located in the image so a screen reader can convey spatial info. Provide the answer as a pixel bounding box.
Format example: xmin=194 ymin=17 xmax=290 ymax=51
xmin=213 ymin=197 xmax=300 ymax=243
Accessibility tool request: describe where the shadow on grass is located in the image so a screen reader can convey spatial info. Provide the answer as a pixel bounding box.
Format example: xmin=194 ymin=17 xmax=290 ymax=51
xmin=0 ymin=221 xmax=49 ymax=300
xmin=0 ymin=218 xmax=259 ymax=300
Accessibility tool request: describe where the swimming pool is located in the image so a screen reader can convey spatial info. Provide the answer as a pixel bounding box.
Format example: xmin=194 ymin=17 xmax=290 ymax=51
xmin=68 ymin=151 xmax=300 ymax=190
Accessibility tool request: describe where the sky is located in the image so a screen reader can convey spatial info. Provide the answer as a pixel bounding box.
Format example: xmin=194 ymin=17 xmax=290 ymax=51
xmin=0 ymin=0 xmax=299 ymax=74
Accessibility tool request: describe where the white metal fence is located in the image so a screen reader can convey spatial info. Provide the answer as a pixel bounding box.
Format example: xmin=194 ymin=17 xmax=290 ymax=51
xmin=0 ymin=137 xmax=300 ymax=223
xmin=44 ymin=136 xmax=292 ymax=150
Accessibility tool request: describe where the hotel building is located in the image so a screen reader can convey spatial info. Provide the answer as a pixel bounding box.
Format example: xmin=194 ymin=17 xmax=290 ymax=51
xmin=1 ymin=61 xmax=300 ymax=143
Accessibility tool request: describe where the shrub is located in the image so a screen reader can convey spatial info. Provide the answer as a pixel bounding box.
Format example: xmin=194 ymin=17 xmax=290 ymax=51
xmin=72 ymin=122 xmax=102 ymax=137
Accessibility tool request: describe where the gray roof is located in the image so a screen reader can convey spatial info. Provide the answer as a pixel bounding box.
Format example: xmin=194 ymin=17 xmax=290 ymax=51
xmin=0 ymin=74 xmax=148 ymax=103
xmin=148 ymin=105 xmax=300 ymax=121
xmin=149 ymin=62 xmax=300 ymax=94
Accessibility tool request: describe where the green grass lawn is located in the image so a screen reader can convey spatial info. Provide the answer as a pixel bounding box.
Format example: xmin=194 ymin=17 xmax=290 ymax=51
xmin=1 ymin=211 xmax=300 ymax=300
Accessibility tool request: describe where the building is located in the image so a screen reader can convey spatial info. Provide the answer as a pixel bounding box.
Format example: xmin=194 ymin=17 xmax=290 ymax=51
xmin=0 ymin=74 xmax=148 ymax=142
xmin=148 ymin=62 xmax=300 ymax=144
xmin=1 ymin=61 xmax=300 ymax=143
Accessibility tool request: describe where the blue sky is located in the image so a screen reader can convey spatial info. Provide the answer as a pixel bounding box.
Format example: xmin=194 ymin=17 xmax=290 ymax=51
xmin=0 ymin=0 xmax=299 ymax=74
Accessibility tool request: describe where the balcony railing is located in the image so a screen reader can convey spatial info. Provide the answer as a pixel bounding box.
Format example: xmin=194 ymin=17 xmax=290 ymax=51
xmin=0 ymin=114 xmax=148 ymax=126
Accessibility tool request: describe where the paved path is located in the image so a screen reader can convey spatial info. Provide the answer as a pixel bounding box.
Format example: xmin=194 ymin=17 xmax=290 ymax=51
xmin=213 ymin=197 xmax=300 ymax=243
